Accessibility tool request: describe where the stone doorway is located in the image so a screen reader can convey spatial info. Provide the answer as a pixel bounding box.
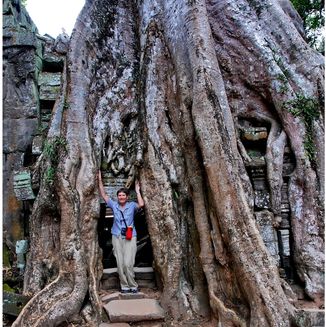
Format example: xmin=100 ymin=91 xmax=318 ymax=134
xmin=98 ymin=172 xmax=156 ymax=290
xmin=98 ymin=204 xmax=154 ymax=269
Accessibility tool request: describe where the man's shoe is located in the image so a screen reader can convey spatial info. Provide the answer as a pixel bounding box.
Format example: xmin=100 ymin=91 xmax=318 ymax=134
xmin=130 ymin=288 xmax=138 ymax=293
xmin=120 ymin=289 xmax=130 ymax=293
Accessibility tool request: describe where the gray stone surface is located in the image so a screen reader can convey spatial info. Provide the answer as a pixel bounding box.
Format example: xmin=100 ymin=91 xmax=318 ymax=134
xmin=296 ymin=309 xmax=325 ymax=327
xmin=3 ymin=0 xmax=42 ymax=246
xmin=241 ymin=127 xmax=268 ymax=141
xmin=99 ymin=324 xmax=130 ymax=327
xmin=102 ymin=267 xmax=156 ymax=290
xmin=255 ymin=211 xmax=280 ymax=263
xmin=38 ymin=72 xmax=62 ymax=86
xmin=32 ymin=135 xmax=43 ymax=155
xmin=3 ymin=118 xmax=38 ymax=153
xmin=104 ymin=267 xmax=154 ymax=274
xmin=279 ymin=229 xmax=290 ymax=256
xmin=120 ymin=292 xmax=145 ymax=300
xmin=104 ymin=299 xmax=165 ymax=323
xmin=102 ymin=292 xmax=120 ymax=303
xmin=254 ymin=190 xmax=270 ymax=209
xmin=101 ymin=291 xmax=145 ymax=303
xmin=39 ymin=85 xmax=61 ymax=100
xmin=13 ymin=169 xmax=35 ymax=200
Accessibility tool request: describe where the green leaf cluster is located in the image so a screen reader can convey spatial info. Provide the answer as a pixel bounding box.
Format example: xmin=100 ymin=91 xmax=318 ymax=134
xmin=43 ymin=136 xmax=67 ymax=185
xmin=43 ymin=136 xmax=67 ymax=164
xmin=284 ymin=94 xmax=319 ymax=162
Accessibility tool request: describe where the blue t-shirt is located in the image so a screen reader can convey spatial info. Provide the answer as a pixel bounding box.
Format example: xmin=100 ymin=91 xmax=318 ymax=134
xmin=106 ymin=199 xmax=138 ymax=237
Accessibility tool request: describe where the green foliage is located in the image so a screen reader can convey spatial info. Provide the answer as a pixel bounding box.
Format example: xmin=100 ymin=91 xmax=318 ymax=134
xmin=290 ymin=0 xmax=325 ymax=51
xmin=36 ymin=124 xmax=48 ymax=136
xmin=63 ymin=101 xmax=70 ymax=110
xmin=44 ymin=167 xmax=56 ymax=185
xmin=21 ymin=0 xmax=27 ymax=7
xmin=173 ymin=190 xmax=180 ymax=200
xmin=286 ymin=94 xmax=319 ymax=124
xmin=3 ymin=245 xmax=11 ymax=268
xmin=3 ymin=283 xmax=15 ymax=293
xmin=43 ymin=136 xmax=67 ymax=185
xmin=276 ymin=74 xmax=290 ymax=94
xmin=43 ymin=136 xmax=67 ymax=163
xmin=284 ymin=94 xmax=319 ymax=161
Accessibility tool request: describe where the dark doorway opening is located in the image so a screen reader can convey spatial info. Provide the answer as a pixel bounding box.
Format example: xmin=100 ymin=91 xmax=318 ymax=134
xmin=98 ymin=203 xmax=154 ymax=269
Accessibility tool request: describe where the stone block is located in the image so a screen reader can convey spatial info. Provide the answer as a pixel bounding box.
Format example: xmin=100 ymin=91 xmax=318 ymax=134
xmin=39 ymin=85 xmax=61 ymax=101
xmin=119 ymin=292 xmax=145 ymax=300
xmin=101 ymin=292 xmax=146 ymax=304
xmin=252 ymin=177 xmax=267 ymax=191
xmin=42 ymin=53 xmax=64 ymax=72
xmin=38 ymin=72 xmax=62 ymax=86
xmin=3 ymin=14 xmax=18 ymax=29
xmin=32 ymin=135 xmax=43 ymax=155
xmin=241 ymin=127 xmax=268 ymax=141
xmin=101 ymin=292 xmax=120 ymax=303
xmin=104 ymin=299 xmax=165 ymax=323
xmin=255 ymin=210 xmax=273 ymax=225
xmin=102 ymin=278 xmax=120 ymax=290
xmin=3 ymin=291 xmax=30 ymax=316
xmin=254 ymin=190 xmax=270 ymax=209
xmin=279 ymin=230 xmax=290 ymax=256
xmin=99 ymin=323 xmax=130 ymax=327
xmin=3 ymin=118 xmax=38 ymax=152
xmin=13 ymin=169 xmax=35 ymax=200
xmin=3 ymin=30 xmax=38 ymax=48
xmin=255 ymin=211 xmax=280 ymax=260
xmin=3 ymin=0 xmax=13 ymax=14
xmin=265 ymin=241 xmax=279 ymax=257
xmin=296 ymin=309 xmax=325 ymax=327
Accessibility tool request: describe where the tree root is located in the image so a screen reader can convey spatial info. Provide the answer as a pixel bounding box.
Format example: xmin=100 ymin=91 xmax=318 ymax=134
xmin=209 ymin=289 xmax=246 ymax=327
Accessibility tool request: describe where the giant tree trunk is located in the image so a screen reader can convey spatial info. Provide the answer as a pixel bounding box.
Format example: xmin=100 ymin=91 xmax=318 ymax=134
xmin=14 ymin=0 xmax=324 ymax=326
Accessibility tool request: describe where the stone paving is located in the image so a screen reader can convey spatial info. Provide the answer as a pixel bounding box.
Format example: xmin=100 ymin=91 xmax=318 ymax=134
xmin=104 ymin=298 xmax=165 ymax=323
xmin=101 ymin=289 xmax=165 ymax=325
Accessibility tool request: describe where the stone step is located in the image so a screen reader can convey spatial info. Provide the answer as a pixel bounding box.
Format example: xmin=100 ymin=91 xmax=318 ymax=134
xmin=100 ymin=323 xmax=130 ymax=327
xmin=101 ymin=277 xmax=156 ymax=290
xmin=103 ymin=267 xmax=154 ymax=276
xmin=296 ymin=309 xmax=325 ymax=327
xmin=101 ymin=292 xmax=146 ymax=303
xmin=101 ymin=267 xmax=156 ymax=290
xmin=104 ymin=299 xmax=165 ymax=323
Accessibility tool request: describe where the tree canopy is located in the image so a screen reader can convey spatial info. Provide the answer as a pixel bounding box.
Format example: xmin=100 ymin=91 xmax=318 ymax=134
xmin=291 ymin=0 xmax=325 ymax=51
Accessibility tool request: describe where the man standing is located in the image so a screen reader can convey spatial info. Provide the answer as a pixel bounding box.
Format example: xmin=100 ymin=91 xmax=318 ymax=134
xmin=98 ymin=171 xmax=144 ymax=293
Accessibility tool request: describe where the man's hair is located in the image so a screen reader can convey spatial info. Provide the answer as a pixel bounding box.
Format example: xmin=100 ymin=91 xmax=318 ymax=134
xmin=117 ymin=188 xmax=130 ymax=196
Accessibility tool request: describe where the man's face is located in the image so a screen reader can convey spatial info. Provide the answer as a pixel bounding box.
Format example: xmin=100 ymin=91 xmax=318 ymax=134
xmin=117 ymin=192 xmax=128 ymax=205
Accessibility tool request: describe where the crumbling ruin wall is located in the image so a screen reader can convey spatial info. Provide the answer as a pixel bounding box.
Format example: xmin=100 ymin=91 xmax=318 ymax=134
xmin=3 ymin=0 xmax=67 ymax=301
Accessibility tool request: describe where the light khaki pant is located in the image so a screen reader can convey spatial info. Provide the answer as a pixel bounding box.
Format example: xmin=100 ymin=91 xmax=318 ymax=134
xmin=112 ymin=235 xmax=138 ymax=290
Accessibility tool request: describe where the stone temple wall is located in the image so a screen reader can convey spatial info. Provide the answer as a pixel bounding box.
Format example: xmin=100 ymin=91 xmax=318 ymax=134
xmin=3 ymin=0 xmax=67 ymax=270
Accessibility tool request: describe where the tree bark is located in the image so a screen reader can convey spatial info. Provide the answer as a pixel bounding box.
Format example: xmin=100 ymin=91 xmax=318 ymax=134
xmin=14 ymin=0 xmax=323 ymax=326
